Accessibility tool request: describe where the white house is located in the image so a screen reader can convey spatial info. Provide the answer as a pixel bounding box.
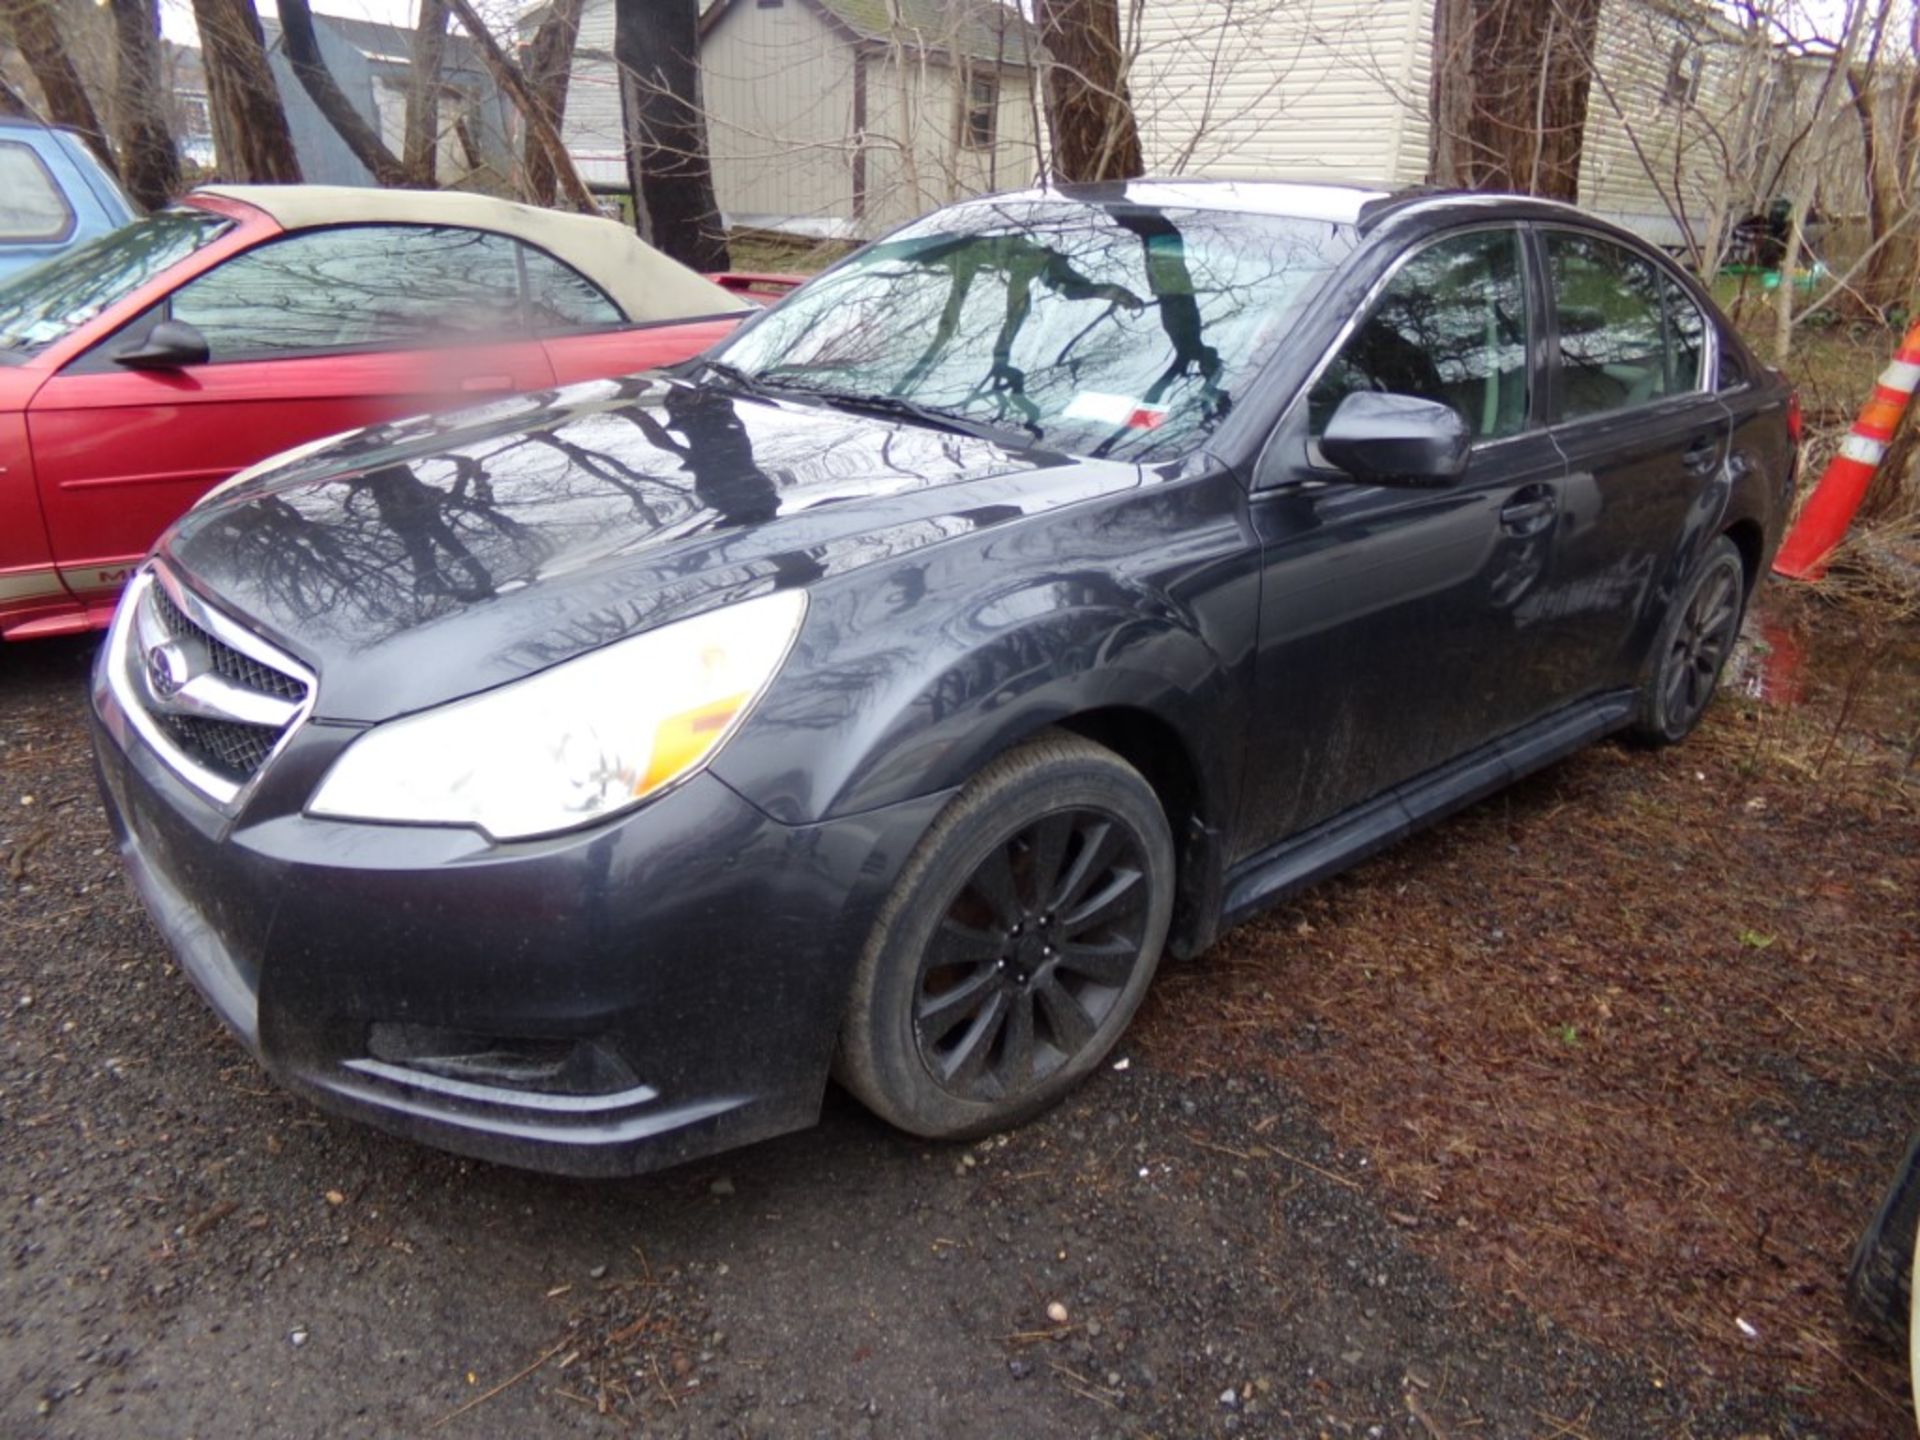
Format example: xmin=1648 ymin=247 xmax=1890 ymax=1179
xmin=1126 ymin=0 xmax=1776 ymax=250
xmin=549 ymin=0 xmax=1040 ymax=239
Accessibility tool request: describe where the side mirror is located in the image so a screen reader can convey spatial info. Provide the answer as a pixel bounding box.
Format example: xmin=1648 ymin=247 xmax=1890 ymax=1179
xmin=114 ymin=318 xmax=210 ymax=370
xmin=1319 ymin=391 xmax=1471 ymax=487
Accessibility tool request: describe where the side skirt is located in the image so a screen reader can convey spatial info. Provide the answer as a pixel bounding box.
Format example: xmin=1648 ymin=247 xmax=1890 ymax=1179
xmin=1219 ymin=691 xmax=1637 ymax=930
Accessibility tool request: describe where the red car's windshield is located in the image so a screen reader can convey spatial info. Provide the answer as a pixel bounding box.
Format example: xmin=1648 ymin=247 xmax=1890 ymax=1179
xmin=0 ymin=206 xmax=231 ymax=360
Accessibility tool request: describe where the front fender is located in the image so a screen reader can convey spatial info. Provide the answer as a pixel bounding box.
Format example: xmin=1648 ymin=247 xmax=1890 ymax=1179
xmin=717 ymin=568 xmax=1243 ymax=826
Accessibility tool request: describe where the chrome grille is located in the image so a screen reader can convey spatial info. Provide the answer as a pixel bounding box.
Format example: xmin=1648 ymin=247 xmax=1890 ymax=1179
xmin=110 ymin=569 xmax=316 ymax=804
xmin=150 ymin=586 xmax=308 ymax=703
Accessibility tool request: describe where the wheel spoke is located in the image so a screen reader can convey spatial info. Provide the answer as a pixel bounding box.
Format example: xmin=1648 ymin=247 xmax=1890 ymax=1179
xmin=1664 ymin=660 xmax=1690 ymax=719
xmin=916 ymin=964 xmax=1000 ymax=1047
xmin=938 ymin=989 xmax=1008 ymax=1091
xmin=1049 ymin=818 xmax=1118 ymax=912
xmin=1053 ymin=934 xmax=1139 ymax=985
xmin=1023 ymin=813 xmax=1075 ymax=912
xmin=927 ymin=916 xmax=1001 ymax=967
xmin=964 ymin=843 xmax=1023 ymax=928
xmin=995 ymin=988 xmax=1036 ymax=1089
xmin=1059 ymin=866 xmax=1146 ymax=938
xmin=1035 ymin=973 xmax=1098 ymax=1054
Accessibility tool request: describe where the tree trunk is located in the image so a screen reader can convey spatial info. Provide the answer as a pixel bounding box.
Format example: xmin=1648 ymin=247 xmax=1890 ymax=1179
xmin=1 ymin=0 xmax=116 ymax=170
xmin=521 ymin=0 xmax=583 ymax=206
xmin=444 ymin=0 xmax=594 ymax=211
xmin=109 ymin=0 xmax=180 ymax=208
xmin=1032 ymin=0 xmax=1142 ymax=183
xmin=192 ymin=0 xmax=302 ymax=182
xmin=279 ymin=0 xmax=408 ymax=185
xmin=403 ymin=0 xmax=448 ymax=186
xmin=1426 ymin=0 xmax=1602 ymax=201
xmin=613 ymin=0 xmax=728 ymax=270
xmin=0 ymin=69 xmax=38 ymax=119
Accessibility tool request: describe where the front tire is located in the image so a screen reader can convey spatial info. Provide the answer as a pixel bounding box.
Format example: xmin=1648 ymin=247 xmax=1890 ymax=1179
xmin=836 ymin=732 xmax=1174 ymax=1140
xmin=1630 ymin=535 xmax=1749 ymax=746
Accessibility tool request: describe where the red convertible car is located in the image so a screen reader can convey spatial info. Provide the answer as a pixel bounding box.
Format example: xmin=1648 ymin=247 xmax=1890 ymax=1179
xmin=0 ymin=185 xmax=759 ymax=639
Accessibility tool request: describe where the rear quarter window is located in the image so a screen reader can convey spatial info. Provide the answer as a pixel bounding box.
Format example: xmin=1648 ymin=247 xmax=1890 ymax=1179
xmin=0 ymin=141 xmax=76 ymax=244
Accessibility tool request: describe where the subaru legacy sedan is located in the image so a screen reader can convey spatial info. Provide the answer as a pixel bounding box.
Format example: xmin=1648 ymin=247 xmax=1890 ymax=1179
xmin=91 ymin=181 xmax=1797 ymax=1176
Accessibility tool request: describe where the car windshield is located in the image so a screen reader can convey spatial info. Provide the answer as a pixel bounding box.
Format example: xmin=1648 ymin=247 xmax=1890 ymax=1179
xmin=0 ymin=206 xmax=231 ymax=359
xmin=712 ymin=199 xmax=1354 ymax=462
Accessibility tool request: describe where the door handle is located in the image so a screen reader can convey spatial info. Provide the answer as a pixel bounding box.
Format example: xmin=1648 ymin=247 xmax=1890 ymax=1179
xmin=1498 ymin=487 xmax=1558 ymax=536
xmin=459 ymin=373 xmax=515 ymax=393
xmin=1682 ymin=434 xmax=1721 ymax=475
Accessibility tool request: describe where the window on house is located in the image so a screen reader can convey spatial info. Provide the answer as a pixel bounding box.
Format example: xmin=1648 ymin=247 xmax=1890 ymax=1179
xmin=962 ymin=73 xmax=997 ymax=149
xmin=1663 ymin=38 xmax=1703 ymax=107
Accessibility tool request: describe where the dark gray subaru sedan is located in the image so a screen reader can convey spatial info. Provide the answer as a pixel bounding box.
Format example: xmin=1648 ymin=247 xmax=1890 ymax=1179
xmin=91 ymin=181 xmax=1797 ymax=1176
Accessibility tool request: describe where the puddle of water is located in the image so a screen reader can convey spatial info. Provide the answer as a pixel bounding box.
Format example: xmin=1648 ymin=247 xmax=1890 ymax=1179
xmin=1732 ymin=585 xmax=1920 ymax=754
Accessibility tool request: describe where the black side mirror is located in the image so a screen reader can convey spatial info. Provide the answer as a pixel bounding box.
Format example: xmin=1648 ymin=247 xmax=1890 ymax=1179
xmin=114 ymin=318 xmax=210 ymax=370
xmin=1319 ymin=391 xmax=1471 ymax=487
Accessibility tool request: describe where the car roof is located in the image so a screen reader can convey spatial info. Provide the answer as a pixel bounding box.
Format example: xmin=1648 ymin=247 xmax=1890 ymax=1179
xmin=192 ymin=184 xmax=748 ymax=324
xmin=985 ymin=178 xmax=1392 ymax=224
xmin=977 ymin=177 xmax=1621 ymax=234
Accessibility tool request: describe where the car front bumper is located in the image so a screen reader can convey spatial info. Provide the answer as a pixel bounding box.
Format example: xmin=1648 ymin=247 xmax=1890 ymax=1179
xmin=90 ymin=655 xmax=948 ymax=1178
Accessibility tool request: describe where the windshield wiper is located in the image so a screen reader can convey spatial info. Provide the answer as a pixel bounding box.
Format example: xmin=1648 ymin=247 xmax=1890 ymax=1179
xmin=691 ymin=356 xmax=769 ymax=395
xmin=757 ymin=378 xmax=1034 ymax=448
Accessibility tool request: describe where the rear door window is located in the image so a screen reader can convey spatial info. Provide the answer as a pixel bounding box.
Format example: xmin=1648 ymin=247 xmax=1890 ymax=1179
xmin=0 ymin=140 xmax=75 ymax=243
xmin=1309 ymin=227 xmax=1531 ymax=441
xmin=1546 ymin=231 xmax=1705 ymax=419
xmin=521 ymin=244 xmax=624 ymax=331
xmin=171 ymin=224 xmax=526 ymax=360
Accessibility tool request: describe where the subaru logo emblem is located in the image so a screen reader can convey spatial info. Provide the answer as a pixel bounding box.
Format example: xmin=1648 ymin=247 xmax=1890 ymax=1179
xmin=146 ymin=642 xmax=190 ymax=699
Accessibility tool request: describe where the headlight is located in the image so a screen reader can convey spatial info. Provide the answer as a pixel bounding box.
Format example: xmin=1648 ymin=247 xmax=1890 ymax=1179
xmin=308 ymin=591 xmax=806 ymax=840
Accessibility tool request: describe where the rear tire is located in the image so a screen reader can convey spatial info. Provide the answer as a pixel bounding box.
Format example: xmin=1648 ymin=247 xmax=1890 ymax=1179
xmin=836 ymin=732 xmax=1174 ymax=1140
xmin=1629 ymin=535 xmax=1748 ymax=746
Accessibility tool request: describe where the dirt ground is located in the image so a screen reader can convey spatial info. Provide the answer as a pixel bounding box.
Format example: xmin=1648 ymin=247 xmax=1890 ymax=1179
xmin=2 ymin=586 xmax=1915 ymax=1440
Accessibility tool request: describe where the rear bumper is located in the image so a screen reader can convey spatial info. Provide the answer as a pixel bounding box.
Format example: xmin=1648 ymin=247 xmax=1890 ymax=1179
xmin=91 ymin=655 xmax=947 ymax=1177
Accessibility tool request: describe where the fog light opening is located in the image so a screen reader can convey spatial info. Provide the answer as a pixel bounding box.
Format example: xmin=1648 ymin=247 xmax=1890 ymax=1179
xmin=365 ymin=1023 xmax=639 ymax=1097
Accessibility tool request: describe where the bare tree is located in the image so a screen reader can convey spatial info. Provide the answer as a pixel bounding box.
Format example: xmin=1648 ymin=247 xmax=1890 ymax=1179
xmin=278 ymin=0 xmax=409 ymax=185
xmin=108 ymin=0 xmax=178 ymax=207
xmin=0 ymin=0 xmax=116 ymax=169
xmin=193 ymin=0 xmax=302 ymax=182
xmin=614 ymin=0 xmax=728 ymax=270
xmin=1845 ymin=0 xmax=1920 ymax=317
xmin=403 ymin=0 xmax=448 ymax=186
xmin=0 ymin=71 xmax=32 ymax=118
xmin=521 ymin=0 xmax=584 ymax=207
xmin=1428 ymin=0 xmax=1605 ymax=199
xmin=1033 ymin=0 xmax=1142 ymax=182
xmin=444 ymin=0 xmax=594 ymax=211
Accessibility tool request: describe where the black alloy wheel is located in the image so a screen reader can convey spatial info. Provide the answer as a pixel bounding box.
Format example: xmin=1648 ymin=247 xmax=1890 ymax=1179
xmin=914 ymin=807 xmax=1150 ymax=1102
xmin=836 ymin=732 xmax=1174 ymax=1139
xmin=1632 ymin=536 xmax=1749 ymax=745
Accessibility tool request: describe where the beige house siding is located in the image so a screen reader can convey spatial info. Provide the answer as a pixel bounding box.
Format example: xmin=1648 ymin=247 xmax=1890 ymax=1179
xmin=1127 ymin=0 xmax=1431 ymax=186
xmin=550 ymin=0 xmax=1037 ymax=238
xmin=1129 ymin=0 xmax=1768 ymax=249
xmin=702 ymin=0 xmax=859 ymax=230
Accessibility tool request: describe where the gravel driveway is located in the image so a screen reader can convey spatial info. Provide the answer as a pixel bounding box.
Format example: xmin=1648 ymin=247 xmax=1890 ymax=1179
xmin=5 ymin=604 xmax=1915 ymax=1439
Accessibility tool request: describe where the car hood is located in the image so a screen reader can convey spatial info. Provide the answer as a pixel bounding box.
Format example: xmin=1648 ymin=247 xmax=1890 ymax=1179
xmin=159 ymin=375 xmax=1143 ymax=722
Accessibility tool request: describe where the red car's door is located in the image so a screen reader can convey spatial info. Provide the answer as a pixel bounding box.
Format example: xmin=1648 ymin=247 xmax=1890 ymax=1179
xmin=518 ymin=242 xmax=745 ymax=386
xmin=28 ymin=222 xmax=555 ymax=596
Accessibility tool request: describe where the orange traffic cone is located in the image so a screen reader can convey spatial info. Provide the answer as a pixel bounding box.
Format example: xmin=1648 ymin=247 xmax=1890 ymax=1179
xmin=1773 ymin=319 xmax=1920 ymax=580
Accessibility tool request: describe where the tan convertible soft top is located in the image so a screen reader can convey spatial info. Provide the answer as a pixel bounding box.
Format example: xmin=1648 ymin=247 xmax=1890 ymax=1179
xmin=195 ymin=184 xmax=747 ymax=324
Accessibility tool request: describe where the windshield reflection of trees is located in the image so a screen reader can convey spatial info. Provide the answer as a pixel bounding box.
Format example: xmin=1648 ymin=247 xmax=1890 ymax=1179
xmin=0 ymin=209 xmax=229 ymax=349
xmin=732 ymin=203 xmax=1346 ymax=462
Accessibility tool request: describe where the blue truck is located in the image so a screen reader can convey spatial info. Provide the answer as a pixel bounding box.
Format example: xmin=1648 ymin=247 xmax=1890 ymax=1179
xmin=0 ymin=117 xmax=136 ymax=280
